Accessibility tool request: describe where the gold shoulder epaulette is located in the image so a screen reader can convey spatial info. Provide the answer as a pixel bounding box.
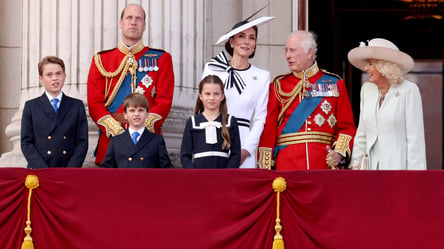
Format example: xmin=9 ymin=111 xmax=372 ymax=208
xmin=148 ymin=47 xmax=167 ymax=53
xmin=272 ymin=72 xmax=293 ymax=83
xmin=320 ymin=69 xmax=343 ymax=80
xmin=97 ymin=48 xmax=116 ymax=55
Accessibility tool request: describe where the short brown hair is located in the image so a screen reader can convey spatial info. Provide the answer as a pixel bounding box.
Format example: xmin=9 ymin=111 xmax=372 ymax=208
xmin=123 ymin=93 xmax=150 ymax=112
xmin=38 ymin=56 xmax=65 ymax=76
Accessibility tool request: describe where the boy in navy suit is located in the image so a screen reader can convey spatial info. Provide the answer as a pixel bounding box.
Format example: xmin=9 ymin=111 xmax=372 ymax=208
xmin=101 ymin=93 xmax=173 ymax=168
xmin=21 ymin=56 xmax=88 ymax=168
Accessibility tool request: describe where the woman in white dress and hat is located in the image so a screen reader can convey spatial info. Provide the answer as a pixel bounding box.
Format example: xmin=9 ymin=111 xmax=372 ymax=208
xmin=202 ymin=15 xmax=275 ymax=168
xmin=347 ymin=38 xmax=426 ymax=170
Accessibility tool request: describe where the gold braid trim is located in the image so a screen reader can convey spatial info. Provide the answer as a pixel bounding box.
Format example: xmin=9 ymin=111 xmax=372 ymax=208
xmin=258 ymin=147 xmax=273 ymax=169
xmin=21 ymin=175 xmax=39 ymax=249
xmin=95 ymin=54 xmax=138 ymax=107
xmin=144 ymin=113 xmax=163 ymax=133
xmin=277 ymin=131 xmax=334 ymax=146
xmin=272 ymin=177 xmax=287 ymax=249
xmin=333 ymin=134 xmax=352 ymax=157
xmin=94 ymin=41 xmax=144 ymax=107
xmin=275 ymin=63 xmax=321 ymax=125
xmin=275 ymin=78 xmax=304 ymax=125
xmin=97 ymin=115 xmax=125 ymax=137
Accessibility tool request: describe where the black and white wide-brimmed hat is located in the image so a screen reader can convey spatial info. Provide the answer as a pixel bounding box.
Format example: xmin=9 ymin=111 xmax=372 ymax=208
xmin=347 ymin=38 xmax=414 ymax=74
xmin=215 ymin=16 xmax=275 ymax=45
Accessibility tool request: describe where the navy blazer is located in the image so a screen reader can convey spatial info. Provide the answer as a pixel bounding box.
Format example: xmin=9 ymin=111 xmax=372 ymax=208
xmin=101 ymin=128 xmax=173 ymax=168
xmin=21 ymin=93 xmax=89 ymax=168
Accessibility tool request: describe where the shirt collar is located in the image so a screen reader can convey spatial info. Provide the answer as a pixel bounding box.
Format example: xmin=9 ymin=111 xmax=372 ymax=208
xmin=45 ymin=91 xmax=63 ymax=103
xmin=128 ymin=127 xmax=145 ymax=136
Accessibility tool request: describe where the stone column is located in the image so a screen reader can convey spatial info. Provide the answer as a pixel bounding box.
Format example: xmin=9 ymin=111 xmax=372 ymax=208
xmin=0 ymin=0 xmax=101 ymax=167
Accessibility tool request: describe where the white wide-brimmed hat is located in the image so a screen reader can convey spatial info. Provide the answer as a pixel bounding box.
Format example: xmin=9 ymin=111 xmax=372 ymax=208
xmin=347 ymin=38 xmax=414 ymax=74
xmin=215 ymin=16 xmax=275 ymax=45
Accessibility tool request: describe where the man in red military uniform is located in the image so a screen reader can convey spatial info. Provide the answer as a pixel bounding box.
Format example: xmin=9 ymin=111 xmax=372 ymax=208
xmin=258 ymin=31 xmax=356 ymax=170
xmin=87 ymin=3 xmax=174 ymax=165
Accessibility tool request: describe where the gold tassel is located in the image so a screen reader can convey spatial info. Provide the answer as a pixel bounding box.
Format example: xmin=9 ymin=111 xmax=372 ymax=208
xmin=21 ymin=175 xmax=40 ymax=249
xmin=272 ymin=177 xmax=287 ymax=249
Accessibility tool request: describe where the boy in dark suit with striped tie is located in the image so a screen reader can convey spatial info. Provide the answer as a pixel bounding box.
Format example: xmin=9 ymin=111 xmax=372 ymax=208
xmin=101 ymin=93 xmax=173 ymax=168
xmin=21 ymin=56 xmax=88 ymax=168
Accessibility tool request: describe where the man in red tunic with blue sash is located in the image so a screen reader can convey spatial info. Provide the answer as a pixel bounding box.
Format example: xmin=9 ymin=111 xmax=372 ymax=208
xmin=258 ymin=31 xmax=356 ymax=170
xmin=87 ymin=4 xmax=174 ymax=165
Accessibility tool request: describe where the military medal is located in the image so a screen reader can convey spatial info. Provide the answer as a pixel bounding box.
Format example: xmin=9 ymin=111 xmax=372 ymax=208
xmin=135 ymin=86 xmax=145 ymax=94
xmin=138 ymin=59 xmax=144 ymax=72
xmin=153 ymin=59 xmax=159 ymax=71
xmin=146 ymin=59 xmax=152 ymax=71
xmin=142 ymin=75 xmax=153 ymax=88
xmin=143 ymin=59 xmax=149 ymax=72
xmin=151 ymin=86 xmax=156 ymax=98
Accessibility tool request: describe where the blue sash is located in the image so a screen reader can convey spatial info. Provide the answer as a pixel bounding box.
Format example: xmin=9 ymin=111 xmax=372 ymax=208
xmin=107 ymin=49 xmax=164 ymax=113
xmin=273 ymin=74 xmax=339 ymax=158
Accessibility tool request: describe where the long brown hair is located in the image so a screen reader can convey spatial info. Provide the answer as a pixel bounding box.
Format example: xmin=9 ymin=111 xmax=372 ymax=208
xmin=195 ymin=75 xmax=231 ymax=150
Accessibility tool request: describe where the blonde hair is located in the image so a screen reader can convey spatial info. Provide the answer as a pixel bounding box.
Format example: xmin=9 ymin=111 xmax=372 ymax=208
xmin=375 ymin=60 xmax=404 ymax=85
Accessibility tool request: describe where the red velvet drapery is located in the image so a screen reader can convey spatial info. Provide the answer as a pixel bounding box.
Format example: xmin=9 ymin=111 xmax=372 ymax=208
xmin=1 ymin=168 xmax=443 ymax=249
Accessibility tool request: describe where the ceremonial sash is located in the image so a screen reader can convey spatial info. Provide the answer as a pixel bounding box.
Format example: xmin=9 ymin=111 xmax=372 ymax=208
xmin=107 ymin=49 xmax=164 ymax=113
xmin=273 ymin=74 xmax=339 ymax=157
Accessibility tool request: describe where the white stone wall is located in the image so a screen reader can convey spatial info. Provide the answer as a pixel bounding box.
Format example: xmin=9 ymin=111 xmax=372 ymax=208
xmin=0 ymin=0 xmax=297 ymax=167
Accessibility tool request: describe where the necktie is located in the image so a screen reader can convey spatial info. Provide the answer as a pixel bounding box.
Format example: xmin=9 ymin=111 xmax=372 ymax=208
xmin=132 ymin=131 xmax=140 ymax=144
xmin=51 ymin=98 xmax=59 ymax=113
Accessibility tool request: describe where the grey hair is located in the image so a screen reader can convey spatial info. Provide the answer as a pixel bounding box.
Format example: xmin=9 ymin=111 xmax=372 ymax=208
xmin=290 ymin=31 xmax=318 ymax=61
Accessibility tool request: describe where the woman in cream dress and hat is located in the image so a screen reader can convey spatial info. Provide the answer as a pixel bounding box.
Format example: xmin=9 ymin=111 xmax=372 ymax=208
xmin=348 ymin=38 xmax=426 ymax=170
xmin=202 ymin=16 xmax=274 ymax=168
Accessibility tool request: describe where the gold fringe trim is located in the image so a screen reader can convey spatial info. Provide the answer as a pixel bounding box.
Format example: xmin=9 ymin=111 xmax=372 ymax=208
xmin=272 ymin=177 xmax=287 ymax=249
xmin=21 ymin=175 xmax=39 ymax=249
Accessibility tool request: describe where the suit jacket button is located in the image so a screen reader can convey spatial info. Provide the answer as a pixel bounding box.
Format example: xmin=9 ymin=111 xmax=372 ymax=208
xmin=140 ymin=157 xmax=144 ymax=161
xmin=48 ymin=136 xmax=52 ymax=140
xmin=62 ymin=150 xmax=67 ymax=155
xmin=47 ymin=151 xmax=52 ymax=155
xmin=128 ymin=157 xmax=133 ymax=161
xmin=64 ymin=136 xmax=67 ymax=140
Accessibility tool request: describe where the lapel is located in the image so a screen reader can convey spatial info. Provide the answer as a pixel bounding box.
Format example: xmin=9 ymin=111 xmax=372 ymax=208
xmin=48 ymin=93 xmax=71 ymax=133
xmin=38 ymin=94 xmax=57 ymax=121
xmin=135 ymin=128 xmax=152 ymax=151
xmin=119 ymin=128 xmax=153 ymax=156
xmin=54 ymin=93 xmax=70 ymax=126
xmin=120 ymin=129 xmax=136 ymax=149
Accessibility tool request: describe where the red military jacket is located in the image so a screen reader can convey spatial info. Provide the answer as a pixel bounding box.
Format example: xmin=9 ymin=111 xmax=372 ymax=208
xmin=87 ymin=41 xmax=174 ymax=165
xmin=258 ymin=63 xmax=356 ymax=170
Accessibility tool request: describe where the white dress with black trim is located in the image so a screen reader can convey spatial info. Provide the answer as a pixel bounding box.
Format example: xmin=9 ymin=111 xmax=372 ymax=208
xmin=202 ymin=51 xmax=270 ymax=168
xmin=180 ymin=113 xmax=241 ymax=169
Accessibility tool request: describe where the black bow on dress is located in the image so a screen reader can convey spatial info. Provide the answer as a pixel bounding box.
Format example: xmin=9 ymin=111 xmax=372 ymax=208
xmin=208 ymin=52 xmax=246 ymax=95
